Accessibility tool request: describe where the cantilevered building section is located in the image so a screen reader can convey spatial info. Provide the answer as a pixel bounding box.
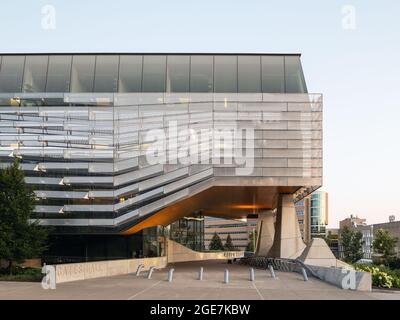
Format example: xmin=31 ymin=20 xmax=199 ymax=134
xmin=0 ymin=54 xmax=322 ymax=261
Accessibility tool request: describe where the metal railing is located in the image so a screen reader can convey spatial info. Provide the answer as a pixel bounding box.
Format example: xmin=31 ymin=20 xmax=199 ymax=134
xmin=239 ymin=256 xmax=317 ymax=278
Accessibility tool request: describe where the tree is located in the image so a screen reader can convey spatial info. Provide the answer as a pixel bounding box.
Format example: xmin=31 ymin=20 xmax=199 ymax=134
xmin=324 ymin=231 xmax=336 ymax=246
xmin=340 ymin=226 xmax=364 ymax=263
xmin=209 ymin=232 xmax=224 ymax=251
xmin=224 ymin=234 xmax=235 ymax=251
xmin=373 ymin=228 xmax=398 ymax=263
xmin=0 ymin=160 xmax=48 ymax=274
xmin=246 ymin=230 xmax=257 ymax=252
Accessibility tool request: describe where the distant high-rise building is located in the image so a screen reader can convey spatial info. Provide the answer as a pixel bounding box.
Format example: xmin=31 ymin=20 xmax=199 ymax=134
xmin=295 ymin=190 xmax=328 ymax=243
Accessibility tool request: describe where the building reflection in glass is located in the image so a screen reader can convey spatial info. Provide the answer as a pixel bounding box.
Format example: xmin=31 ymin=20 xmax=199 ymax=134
xmin=169 ymin=216 xmax=204 ymax=251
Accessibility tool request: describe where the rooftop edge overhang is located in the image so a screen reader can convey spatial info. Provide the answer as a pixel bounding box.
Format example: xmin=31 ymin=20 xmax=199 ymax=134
xmin=0 ymin=52 xmax=303 ymax=56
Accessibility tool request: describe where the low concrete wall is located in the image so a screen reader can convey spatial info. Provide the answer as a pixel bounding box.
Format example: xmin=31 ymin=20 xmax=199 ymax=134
xmin=167 ymin=240 xmax=244 ymax=263
xmin=308 ymin=264 xmax=372 ymax=292
xmin=51 ymin=240 xmax=244 ymax=283
xmin=54 ymin=256 xmax=167 ymax=283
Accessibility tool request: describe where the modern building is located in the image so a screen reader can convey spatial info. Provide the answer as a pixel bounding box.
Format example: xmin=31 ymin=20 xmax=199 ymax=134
xmin=372 ymin=217 xmax=400 ymax=257
xmin=0 ymin=53 xmax=323 ymax=262
xmin=359 ymin=225 xmax=374 ymax=259
xmin=204 ymin=216 xmax=257 ymax=251
xmin=295 ymin=190 xmax=328 ymax=243
xmin=338 ymin=216 xmax=400 ymax=260
xmin=338 ymin=215 xmax=372 ymax=260
xmin=339 ymin=215 xmax=367 ymax=229
xmin=309 ymin=191 xmax=328 ymax=239
xmin=295 ymin=197 xmax=309 ymax=243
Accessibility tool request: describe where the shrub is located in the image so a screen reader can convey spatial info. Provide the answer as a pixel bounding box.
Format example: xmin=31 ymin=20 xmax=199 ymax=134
xmin=354 ymin=264 xmax=394 ymax=288
xmin=372 ymin=270 xmax=393 ymax=288
xmin=392 ymin=276 xmax=400 ymax=288
xmin=0 ymin=266 xmax=42 ymax=282
xmin=378 ymin=266 xmax=400 ymax=289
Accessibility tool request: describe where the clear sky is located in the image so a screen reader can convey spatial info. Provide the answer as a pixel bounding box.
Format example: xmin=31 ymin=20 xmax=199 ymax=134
xmin=0 ymin=0 xmax=399 ymax=227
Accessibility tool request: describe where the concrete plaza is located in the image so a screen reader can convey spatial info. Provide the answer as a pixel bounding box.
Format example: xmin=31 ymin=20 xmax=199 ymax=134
xmin=0 ymin=260 xmax=399 ymax=300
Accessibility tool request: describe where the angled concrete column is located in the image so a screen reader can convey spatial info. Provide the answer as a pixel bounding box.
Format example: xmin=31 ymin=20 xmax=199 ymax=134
xmin=255 ymin=210 xmax=275 ymax=256
xmin=268 ymin=194 xmax=306 ymax=259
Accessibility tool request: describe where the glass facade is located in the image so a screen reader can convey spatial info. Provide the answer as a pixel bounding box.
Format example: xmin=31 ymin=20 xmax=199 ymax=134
xmin=70 ymin=55 xmax=96 ymax=92
xmin=204 ymin=216 xmax=257 ymax=251
xmin=169 ymin=217 xmax=204 ymax=251
xmin=0 ymin=54 xmax=308 ymax=93
xmin=214 ymin=55 xmax=237 ymax=93
xmin=238 ymin=56 xmax=261 ymax=93
xmin=43 ymin=226 xmax=166 ymax=263
xmin=46 ymin=55 xmax=72 ymax=92
xmin=0 ymin=56 xmax=25 ymax=92
xmin=142 ymin=55 xmax=166 ymax=92
xmin=296 ymin=191 xmax=328 ymax=242
xmin=23 ymin=55 xmax=48 ymax=92
xmin=93 ymin=55 xmax=119 ymax=92
xmin=262 ymin=56 xmax=285 ymax=93
xmin=118 ymin=55 xmax=142 ymax=92
xmin=190 ymin=55 xmax=213 ymax=92
xmin=309 ymin=191 xmax=328 ymax=238
xmin=285 ymin=56 xmax=308 ymax=93
xmin=166 ymin=55 xmax=190 ymax=92
xmin=142 ymin=226 xmax=167 ymax=258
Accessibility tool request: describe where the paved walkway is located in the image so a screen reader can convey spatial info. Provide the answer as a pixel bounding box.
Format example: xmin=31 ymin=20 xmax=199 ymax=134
xmin=0 ymin=260 xmax=399 ymax=300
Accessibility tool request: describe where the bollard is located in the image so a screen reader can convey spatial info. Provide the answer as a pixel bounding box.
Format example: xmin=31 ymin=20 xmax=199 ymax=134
xmin=249 ymin=268 xmax=255 ymax=281
xmin=301 ymin=267 xmax=309 ymax=281
xmin=135 ymin=264 xmax=144 ymax=276
xmin=167 ymin=268 xmax=174 ymax=283
xmin=147 ymin=266 xmax=155 ymax=279
xmin=198 ymin=267 xmax=203 ymax=281
xmin=224 ymin=269 xmax=229 ymax=284
xmin=268 ymin=265 xmax=276 ymax=279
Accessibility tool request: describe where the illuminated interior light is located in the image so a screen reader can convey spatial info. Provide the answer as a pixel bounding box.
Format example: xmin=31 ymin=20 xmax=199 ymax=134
xmin=10 ymin=98 xmax=20 ymax=106
xmin=232 ymin=204 xmax=266 ymax=210
xmin=184 ymin=216 xmax=204 ymax=221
